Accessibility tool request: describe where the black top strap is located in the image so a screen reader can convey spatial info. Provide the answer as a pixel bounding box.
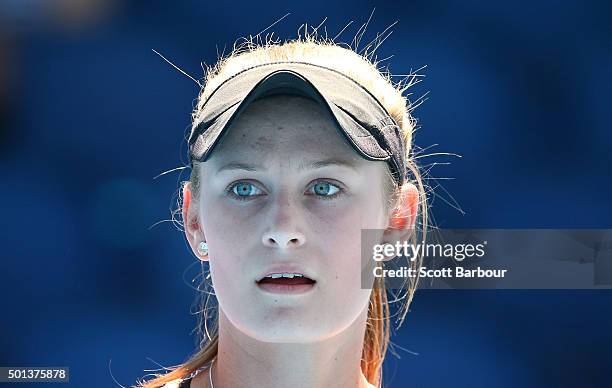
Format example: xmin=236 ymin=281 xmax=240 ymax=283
xmin=178 ymin=376 xmax=192 ymax=388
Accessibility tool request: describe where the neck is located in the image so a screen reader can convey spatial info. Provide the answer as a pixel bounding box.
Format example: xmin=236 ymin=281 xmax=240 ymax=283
xmin=213 ymin=306 xmax=375 ymax=388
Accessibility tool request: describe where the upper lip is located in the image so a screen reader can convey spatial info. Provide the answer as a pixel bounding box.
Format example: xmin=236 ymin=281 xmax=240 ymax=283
xmin=255 ymin=263 xmax=317 ymax=283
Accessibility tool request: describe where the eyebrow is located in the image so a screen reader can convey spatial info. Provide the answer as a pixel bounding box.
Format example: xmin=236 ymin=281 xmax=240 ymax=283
xmin=215 ymin=158 xmax=360 ymax=175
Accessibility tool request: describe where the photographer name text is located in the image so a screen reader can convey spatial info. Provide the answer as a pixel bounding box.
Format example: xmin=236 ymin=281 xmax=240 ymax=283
xmin=374 ymin=266 xmax=508 ymax=279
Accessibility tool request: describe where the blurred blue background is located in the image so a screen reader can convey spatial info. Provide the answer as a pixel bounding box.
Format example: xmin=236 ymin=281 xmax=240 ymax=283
xmin=0 ymin=1 xmax=610 ymax=387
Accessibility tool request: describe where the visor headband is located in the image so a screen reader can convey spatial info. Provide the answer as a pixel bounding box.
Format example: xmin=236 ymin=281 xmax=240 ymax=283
xmin=189 ymin=61 xmax=407 ymax=186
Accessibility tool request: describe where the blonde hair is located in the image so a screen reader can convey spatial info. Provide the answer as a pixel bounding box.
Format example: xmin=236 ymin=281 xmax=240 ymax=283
xmin=136 ymin=30 xmax=428 ymax=388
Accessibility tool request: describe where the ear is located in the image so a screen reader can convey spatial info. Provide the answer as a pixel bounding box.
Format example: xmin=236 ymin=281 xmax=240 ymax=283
xmin=182 ymin=182 xmax=208 ymax=261
xmin=379 ymin=182 xmax=419 ymax=260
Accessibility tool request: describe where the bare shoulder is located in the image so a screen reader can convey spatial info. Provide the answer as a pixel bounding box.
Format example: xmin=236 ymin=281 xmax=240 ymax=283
xmin=160 ymin=380 xmax=183 ymax=388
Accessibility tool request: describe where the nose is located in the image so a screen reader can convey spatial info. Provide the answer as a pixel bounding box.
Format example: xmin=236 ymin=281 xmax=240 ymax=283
xmin=261 ymin=192 xmax=306 ymax=249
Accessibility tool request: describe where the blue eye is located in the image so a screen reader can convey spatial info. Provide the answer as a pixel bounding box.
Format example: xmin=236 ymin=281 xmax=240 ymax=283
xmin=308 ymin=181 xmax=342 ymax=199
xmin=228 ymin=182 xmax=264 ymax=200
xmin=226 ymin=180 xmax=343 ymax=202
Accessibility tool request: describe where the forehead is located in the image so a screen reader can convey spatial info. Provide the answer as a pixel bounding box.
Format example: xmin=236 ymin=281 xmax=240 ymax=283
xmin=208 ymin=95 xmax=364 ymax=165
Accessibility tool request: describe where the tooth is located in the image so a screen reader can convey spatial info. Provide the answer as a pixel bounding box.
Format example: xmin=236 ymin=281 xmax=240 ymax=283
xmin=263 ymin=273 xmax=307 ymax=280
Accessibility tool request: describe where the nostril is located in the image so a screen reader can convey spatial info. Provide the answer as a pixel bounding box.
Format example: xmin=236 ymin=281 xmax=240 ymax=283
xmin=263 ymin=234 xmax=305 ymax=248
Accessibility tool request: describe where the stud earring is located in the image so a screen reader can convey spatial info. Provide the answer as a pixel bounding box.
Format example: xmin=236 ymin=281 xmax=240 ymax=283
xmin=197 ymin=241 xmax=209 ymax=256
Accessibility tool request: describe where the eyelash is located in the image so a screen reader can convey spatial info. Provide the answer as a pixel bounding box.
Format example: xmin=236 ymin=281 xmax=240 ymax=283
xmin=225 ymin=180 xmax=344 ymax=201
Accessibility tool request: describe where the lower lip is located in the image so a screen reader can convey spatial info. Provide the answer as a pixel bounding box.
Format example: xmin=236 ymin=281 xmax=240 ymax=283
xmin=256 ymin=281 xmax=316 ymax=294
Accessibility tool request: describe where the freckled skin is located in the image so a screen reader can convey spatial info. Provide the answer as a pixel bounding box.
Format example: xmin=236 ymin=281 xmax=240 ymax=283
xmin=253 ymin=135 xmax=274 ymax=152
xmin=191 ymin=95 xmax=390 ymax=343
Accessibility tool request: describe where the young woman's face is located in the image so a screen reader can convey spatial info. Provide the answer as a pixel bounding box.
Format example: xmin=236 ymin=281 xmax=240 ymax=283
xmin=193 ymin=95 xmax=392 ymax=342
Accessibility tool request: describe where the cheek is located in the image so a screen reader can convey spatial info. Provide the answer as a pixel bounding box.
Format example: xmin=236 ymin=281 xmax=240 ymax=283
xmin=307 ymin=202 xmax=359 ymax=236
xmin=308 ymin=204 xmax=364 ymax=267
xmin=311 ymin=200 xmax=384 ymax=282
xmin=199 ymin=200 xmax=257 ymax=272
xmin=314 ymin=197 xmax=385 ymax=231
xmin=202 ymin=197 xmax=257 ymax=233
